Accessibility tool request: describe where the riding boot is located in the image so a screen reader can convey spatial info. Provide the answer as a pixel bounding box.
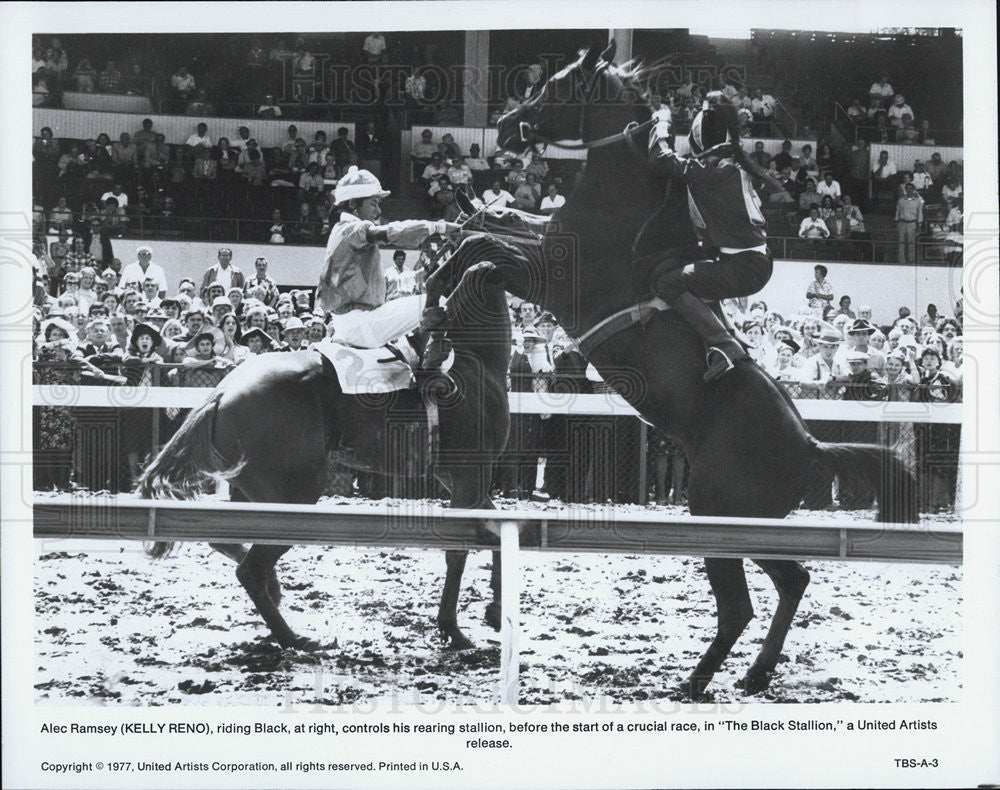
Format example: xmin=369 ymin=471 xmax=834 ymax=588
xmin=418 ymin=275 xmax=451 ymax=373
xmin=668 ymin=292 xmax=748 ymax=382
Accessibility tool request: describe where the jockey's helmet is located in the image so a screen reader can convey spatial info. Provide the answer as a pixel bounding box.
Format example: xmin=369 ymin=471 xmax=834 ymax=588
xmin=688 ymin=103 xmax=739 ymax=158
xmin=334 ymin=166 xmax=391 ymax=206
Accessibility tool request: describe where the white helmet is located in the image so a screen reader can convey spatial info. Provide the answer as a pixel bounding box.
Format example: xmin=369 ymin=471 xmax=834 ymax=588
xmin=334 ymin=165 xmax=391 ymax=205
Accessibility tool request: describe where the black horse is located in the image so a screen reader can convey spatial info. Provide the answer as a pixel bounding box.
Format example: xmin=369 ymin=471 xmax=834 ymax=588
xmin=433 ymin=41 xmax=918 ymax=698
xmin=138 ymin=262 xmax=511 ymax=651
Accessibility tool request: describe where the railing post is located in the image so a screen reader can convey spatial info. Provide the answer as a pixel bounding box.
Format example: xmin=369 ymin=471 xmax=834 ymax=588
xmin=637 ymin=420 xmax=648 ymax=506
xmin=498 ymin=520 xmax=521 ymax=706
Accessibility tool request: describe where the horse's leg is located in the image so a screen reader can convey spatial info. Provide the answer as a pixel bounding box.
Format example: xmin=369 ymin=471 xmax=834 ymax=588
xmin=211 ymin=488 xmax=282 ymax=604
xmin=678 ymin=557 xmax=755 ymax=700
xmin=235 ymin=543 xmax=316 ymax=649
xmin=437 ymin=550 xmax=474 ymax=649
xmin=739 ymin=559 xmax=810 ymax=694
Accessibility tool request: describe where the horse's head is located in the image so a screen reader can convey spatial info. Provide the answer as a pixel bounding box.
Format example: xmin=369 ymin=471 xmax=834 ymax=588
xmin=497 ymin=40 xmax=647 ymax=153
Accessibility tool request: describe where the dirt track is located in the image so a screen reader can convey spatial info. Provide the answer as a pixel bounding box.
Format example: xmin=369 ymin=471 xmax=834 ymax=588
xmin=34 ymin=498 xmax=962 ymax=706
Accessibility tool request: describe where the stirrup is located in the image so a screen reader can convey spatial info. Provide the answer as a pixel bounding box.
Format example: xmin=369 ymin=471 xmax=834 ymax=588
xmin=703 ymin=347 xmax=736 ymax=382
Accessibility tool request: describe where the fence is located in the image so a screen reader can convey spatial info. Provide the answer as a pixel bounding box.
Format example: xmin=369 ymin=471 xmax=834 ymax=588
xmin=32 ymin=365 xmax=962 ymax=514
xmin=32 ymin=494 xmax=964 ymax=704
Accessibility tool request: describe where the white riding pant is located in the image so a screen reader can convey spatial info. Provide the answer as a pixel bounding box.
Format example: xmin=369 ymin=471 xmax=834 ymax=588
xmin=327 ymin=294 xmax=427 ymax=348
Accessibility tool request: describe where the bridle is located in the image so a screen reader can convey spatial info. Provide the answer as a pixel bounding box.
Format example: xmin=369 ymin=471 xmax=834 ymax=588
xmin=512 ymin=61 xmax=654 ymax=153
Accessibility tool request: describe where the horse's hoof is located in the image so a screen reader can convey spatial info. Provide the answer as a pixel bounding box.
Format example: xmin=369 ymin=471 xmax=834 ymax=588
xmin=669 ymin=679 xmax=714 ymax=703
xmin=440 ymin=629 xmax=475 ymax=651
xmin=737 ymin=671 xmax=773 ymax=696
xmin=280 ymin=634 xmax=320 ymax=651
xmin=484 ymin=603 xmax=502 ymax=632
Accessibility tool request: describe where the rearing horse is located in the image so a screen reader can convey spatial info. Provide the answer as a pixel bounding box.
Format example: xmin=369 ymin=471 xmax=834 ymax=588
xmin=437 ymin=41 xmax=917 ymax=699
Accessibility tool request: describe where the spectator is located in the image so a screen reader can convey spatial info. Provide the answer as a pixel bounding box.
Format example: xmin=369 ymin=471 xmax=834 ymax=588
xmin=797 ymin=323 xmax=843 ymax=398
xmin=918 ymin=119 xmax=936 ymax=146
xmin=749 ymin=141 xmax=772 ymax=170
xmin=257 ymin=94 xmax=282 ymax=118
xmin=925 ymin=152 xmax=947 ymax=186
xmin=870 ymin=150 xmax=897 ymax=212
xmin=772 ymin=139 xmax=794 ymax=172
xmin=895 ymin=115 xmax=919 ymax=144
xmin=185 ymin=89 xmax=216 ymax=117
xmin=895 ymin=182 xmax=923 ymax=264
xmin=797 ymin=177 xmax=821 ymax=215
xmin=330 ymin=126 xmax=358 ymax=177
xmin=410 ymin=128 xmax=437 ymax=180
xmin=72 ymin=58 xmax=98 ymax=92
xmin=171 ymin=65 xmax=197 ymax=101
xmin=299 ymin=161 xmax=325 ymax=204
xmin=110 ymin=133 xmax=139 ymax=183
xmin=816 ymin=171 xmax=841 ymax=200
xmin=869 ymin=73 xmax=894 ymax=103
xmin=806 ymin=264 xmax=834 ymax=314
xmin=797 ymin=144 xmax=818 ymax=179
xmin=185 ymin=122 xmax=212 ymax=154
xmin=268 ymin=210 xmax=286 ymax=244
xmin=941 ymin=175 xmax=963 ymax=208
xmin=816 ymin=195 xmax=835 ymax=223
xmin=47 ymin=197 xmax=73 ymax=233
xmin=362 ymin=32 xmax=387 ymax=64
xmin=437 ymin=133 xmax=462 ymax=160
xmin=237 ymin=147 xmax=267 ymax=187
xmin=846 ymin=98 xmax=866 ymax=122
xmin=887 ymin=94 xmax=914 ymax=129
xmin=199 ymin=248 xmax=246 ymax=301
xmin=505 ymin=159 xmax=527 ymax=190
xmin=518 ymin=63 xmax=545 ymax=102
xmin=385 ymin=249 xmax=423 ymax=300
xmin=121 ymin=246 xmax=167 ymax=297
xmin=910 ymin=160 xmax=932 ymax=195
xmin=482 ymin=179 xmax=515 ymax=208
xmin=446 ymin=156 xmax=473 ymax=188
xmin=100 ymin=183 xmax=129 ymax=212
xmin=798 ymin=205 xmax=830 ymax=250
xmin=540 ymin=183 xmax=566 ymax=215
xmin=123 ymin=62 xmax=148 ymax=96
xmin=834 ymin=295 xmax=856 ymax=321
xmin=840 ymin=319 xmax=886 ymax=379
xmin=289 ymin=202 xmax=321 ymax=243
xmin=357 ymin=121 xmax=383 ymax=161
xmin=97 ymin=60 xmax=123 ymax=93
xmin=827 ymin=204 xmax=853 ymax=251
xmin=420 ymin=152 xmax=448 ymax=189
xmin=514 ymin=172 xmax=541 ymax=211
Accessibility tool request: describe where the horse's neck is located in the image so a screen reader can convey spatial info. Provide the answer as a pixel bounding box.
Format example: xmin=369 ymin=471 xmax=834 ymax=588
xmin=579 ymin=144 xmax=661 ymax=207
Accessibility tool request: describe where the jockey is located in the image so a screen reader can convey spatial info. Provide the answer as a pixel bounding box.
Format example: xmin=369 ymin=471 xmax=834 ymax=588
xmin=317 ymin=166 xmax=460 ymax=359
xmin=648 ymin=93 xmax=783 ymax=382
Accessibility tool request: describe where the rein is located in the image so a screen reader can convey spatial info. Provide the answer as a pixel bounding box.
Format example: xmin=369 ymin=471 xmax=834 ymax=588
xmin=524 ymin=117 xmax=654 ymax=152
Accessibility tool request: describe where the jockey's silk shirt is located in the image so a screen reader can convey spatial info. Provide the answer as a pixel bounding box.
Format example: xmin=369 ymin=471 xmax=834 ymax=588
xmin=649 ymin=124 xmax=767 ymax=252
xmin=318 ymin=213 xmax=442 ymax=315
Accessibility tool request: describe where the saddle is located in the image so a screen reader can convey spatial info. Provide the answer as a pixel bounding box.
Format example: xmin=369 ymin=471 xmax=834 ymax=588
xmin=313 ymin=338 xmax=418 ymax=394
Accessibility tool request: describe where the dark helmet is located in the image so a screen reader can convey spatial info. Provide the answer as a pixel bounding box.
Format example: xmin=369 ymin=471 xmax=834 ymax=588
xmin=688 ymin=97 xmax=739 ymax=158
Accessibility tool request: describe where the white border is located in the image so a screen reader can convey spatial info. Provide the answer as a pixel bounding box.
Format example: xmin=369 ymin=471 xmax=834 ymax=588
xmin=3 ymin=3 xmax=998 ymax=788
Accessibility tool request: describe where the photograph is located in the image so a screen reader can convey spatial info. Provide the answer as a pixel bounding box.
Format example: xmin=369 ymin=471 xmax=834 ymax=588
xmin=3 ymin=3 xmax=998 ymax=789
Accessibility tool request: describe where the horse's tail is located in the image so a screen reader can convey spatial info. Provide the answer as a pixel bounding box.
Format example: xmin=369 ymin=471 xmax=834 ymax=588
xmin=136 ymin=391 xmax=244 ymax=558
xmin=811 ymin=440 xmax=918 ymax=523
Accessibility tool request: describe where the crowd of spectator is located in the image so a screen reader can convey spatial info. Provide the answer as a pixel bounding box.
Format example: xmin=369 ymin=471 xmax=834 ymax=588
xmin=32 ymin=229 xmax=963 ymax=505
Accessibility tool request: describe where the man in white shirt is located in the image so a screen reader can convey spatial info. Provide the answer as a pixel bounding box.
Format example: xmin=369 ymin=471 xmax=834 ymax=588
xmin=200 ymin=248 xmax=245 ymax=301
xmin=100 ymin=183 xmax=129 ymax=210
xmin=815 ymin=172 xmax=841 ymax=200
xmin=871 ymin=150 xmax=898 ymax=212
xmin=384 ymin=249 xmax=423 ymax=301
xmin=869 ymin=74 xmax=894 ymax=102
xmin=539 ymin=184 xmax=566 ymax=215
xmin=886 ymin=94 xmax=914 ymax=128
xmin=482 ymin=180 xmax=515 ymax=208
xmin=120 ymin=246 xmax=168 ymax=298
xmin=798 ymin=205 xmax=830 ymax=239
xmin=911 ymin=160 xmax=933 ymax=194
xmin=465 ymin=143 xmax=490 ymax=171
xmin=185 ymin=122 xmax=212 ymax=150
xmin=446 ymin=156 xmax=473 ymax=187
